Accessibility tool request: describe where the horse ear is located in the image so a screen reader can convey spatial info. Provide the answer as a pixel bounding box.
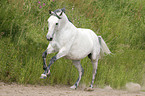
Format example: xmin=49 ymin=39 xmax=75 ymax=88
xmin=49 ymin=10 xmax=55 ymax=15
xmin=59 ymin=8 xmax=65 ymax=16
xmin=61 ymin=8 xmax=65 ymax=13
xmin=49 ymin=10 xmax=52 ymax=14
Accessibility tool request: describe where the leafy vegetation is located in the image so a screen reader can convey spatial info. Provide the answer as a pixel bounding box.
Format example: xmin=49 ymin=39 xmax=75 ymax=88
xmin=0 ymin=0 xmax=144 ymax=89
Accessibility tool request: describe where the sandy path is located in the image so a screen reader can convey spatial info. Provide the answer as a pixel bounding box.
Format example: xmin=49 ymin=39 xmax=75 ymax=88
xmin=0 ymin=82 xmax=145 ymax=96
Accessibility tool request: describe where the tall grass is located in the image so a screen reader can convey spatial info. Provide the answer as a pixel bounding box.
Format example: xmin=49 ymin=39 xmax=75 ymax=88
xmin=0 ymin=0 xmax=145 ymax=89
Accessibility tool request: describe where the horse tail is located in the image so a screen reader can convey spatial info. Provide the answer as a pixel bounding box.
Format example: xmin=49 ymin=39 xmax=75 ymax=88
xmin=98 ymin=36 xmax=111 ymax=57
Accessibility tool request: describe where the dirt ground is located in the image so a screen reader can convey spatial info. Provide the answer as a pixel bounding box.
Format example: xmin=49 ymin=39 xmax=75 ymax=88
xmin=0 ymin=82 xmax=145 ymax=96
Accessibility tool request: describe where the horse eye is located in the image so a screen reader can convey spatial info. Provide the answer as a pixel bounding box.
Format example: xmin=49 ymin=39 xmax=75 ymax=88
xmin=56 ymin=23 xmax=58 ymax=25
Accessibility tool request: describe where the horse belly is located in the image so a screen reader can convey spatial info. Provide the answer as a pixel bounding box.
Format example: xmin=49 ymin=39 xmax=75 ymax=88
xmin=66 ymin=31 xmax=94 ymax=60
xmin=66 ymin=49 xmax=92 ymax=60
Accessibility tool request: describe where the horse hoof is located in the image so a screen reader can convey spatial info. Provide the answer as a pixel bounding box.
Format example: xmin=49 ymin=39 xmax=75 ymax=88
xmin=70 ymin=85 xmax=77 ymax=90
xmin=84 ymin=87 xmax=94 ymax=91
xmin=40 ymin=76 xmax=47 ymax=79
xmin=40 ymin=74 xmax=47 ymax=79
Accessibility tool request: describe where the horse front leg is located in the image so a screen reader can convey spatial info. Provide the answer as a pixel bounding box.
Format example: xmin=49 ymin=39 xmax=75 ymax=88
xmin=45 ymin=55 xmax=57 ymax=74
xmin=42 ymin=50 xmax=47 ymax=71
xmin=40 ymin=44 xmax=55 ymax=79
xmin=40 ymin=55 xmax=56 ymax=79
xmin=41 ymin=47 xmax=67 ymax=79
xmin=40 ymin=50 xmax=51 ymax=79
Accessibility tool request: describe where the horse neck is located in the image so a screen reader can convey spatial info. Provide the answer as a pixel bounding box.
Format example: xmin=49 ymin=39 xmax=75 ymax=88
xmin=59 ymin=13 xmax=69 ymax=28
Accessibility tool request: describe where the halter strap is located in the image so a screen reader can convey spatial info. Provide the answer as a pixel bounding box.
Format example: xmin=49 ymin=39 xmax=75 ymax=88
xmin=53 ymin=9 xmax=62 ymax=19
xmin=53 ymin=13 xmax=61 ymax=19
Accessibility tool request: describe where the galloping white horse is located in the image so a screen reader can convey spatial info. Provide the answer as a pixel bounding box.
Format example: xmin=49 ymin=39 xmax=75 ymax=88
xmin=40 ymin=8 xmax=111 ymax=89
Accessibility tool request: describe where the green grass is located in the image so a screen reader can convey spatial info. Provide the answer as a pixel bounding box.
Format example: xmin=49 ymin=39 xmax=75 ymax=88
xmin=0 ymin=0 xmax=145 ymax=89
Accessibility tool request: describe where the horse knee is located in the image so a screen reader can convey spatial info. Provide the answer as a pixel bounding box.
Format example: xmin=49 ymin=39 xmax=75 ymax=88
xmin=42 ymin=50 xmax=47 ymax=58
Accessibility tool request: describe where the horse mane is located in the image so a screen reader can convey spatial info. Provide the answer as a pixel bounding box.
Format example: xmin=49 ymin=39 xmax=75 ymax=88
xmin=54 ymin=8 xmax=65 ymax=14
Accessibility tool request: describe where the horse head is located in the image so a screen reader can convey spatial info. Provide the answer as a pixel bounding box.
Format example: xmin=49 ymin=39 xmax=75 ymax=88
xmin=46 ymin=8 xmax=65 ymax=41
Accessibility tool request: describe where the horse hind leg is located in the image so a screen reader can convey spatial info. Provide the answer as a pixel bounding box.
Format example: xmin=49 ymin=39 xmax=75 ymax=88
xmin=70 ymin=60 xmax=84 ymax=89
xmin=91 ymin=57 xmax=99 ymax=88
xmin=88 ymin=53 xmax=99 ymax=89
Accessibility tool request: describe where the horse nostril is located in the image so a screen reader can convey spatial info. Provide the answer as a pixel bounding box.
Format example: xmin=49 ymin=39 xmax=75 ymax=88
xmin=47 ymin=37 xmax=53 ymax=41
xmin=50 ymin=38 xmax=53 ymax=41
